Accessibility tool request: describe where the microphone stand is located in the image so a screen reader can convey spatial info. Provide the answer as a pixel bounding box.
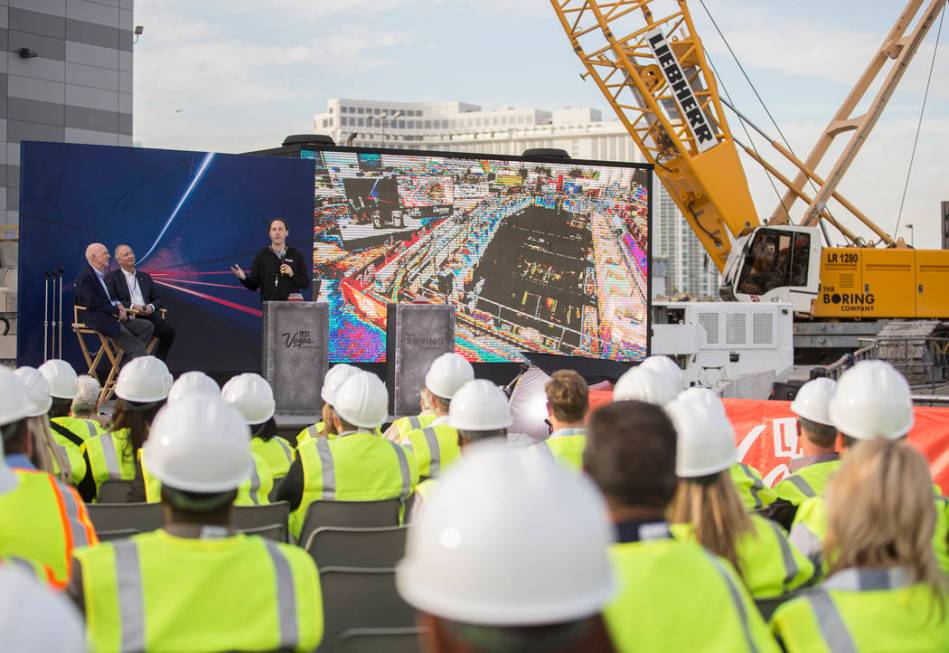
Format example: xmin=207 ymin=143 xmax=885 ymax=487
xmin=43 ymin=271 xmax=50 ymax=362
xmin=57 ymin=267 xmax=64 ymax=358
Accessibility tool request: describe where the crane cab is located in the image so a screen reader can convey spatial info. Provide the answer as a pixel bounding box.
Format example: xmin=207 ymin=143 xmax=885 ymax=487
xmin=720 ymin=225 xmax=821 ymax=314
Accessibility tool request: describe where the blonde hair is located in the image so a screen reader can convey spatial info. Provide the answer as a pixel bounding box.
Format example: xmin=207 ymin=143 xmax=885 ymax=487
xmin=825 ymin=439 xmax=947 ymax=611
xmin=669 ymin=472 xmax=753 ymax=576
xmin=26 ymin=416 xmax=69 ymax=483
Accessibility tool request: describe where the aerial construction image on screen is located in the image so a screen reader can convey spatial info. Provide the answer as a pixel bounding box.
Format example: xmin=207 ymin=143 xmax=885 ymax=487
xmin=306 ymin=148 xmax=650 ymax=363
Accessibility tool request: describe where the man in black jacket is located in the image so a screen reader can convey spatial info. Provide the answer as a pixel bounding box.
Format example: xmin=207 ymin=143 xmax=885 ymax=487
xmin=231 ymin=218 xmax=310 ymax=301
xmin=106 ymin=244 xmax=176 ymax=361
xmin=74 ymin=243 xmax=153 ymax=360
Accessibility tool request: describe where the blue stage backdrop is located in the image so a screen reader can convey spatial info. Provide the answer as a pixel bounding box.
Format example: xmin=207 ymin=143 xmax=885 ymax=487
xmin=18 ymin=142 xmax=315 ymax=374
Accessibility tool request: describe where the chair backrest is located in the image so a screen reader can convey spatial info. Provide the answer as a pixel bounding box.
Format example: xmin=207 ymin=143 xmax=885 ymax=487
xmin=232 ymin=502 xmax=290 ymax=543
xmin=318 ymin=567 xmax=415 ymax=653
xmin=298 ymin=499 xmax=402 ymax=547
xmin=305 ymin=526 xmax=408 ymax=568
xmin=238 ymin=523 xmax=287 ymax=542
xmin=86 ymin=502 xmax=163 ymax=539
xmin=73 ymin=305 xmax=88 ymax=329
xmin=96 ymin=480 xmax=134 ymax=503
xmin=337 ymin=628 xmax=424 ymax=653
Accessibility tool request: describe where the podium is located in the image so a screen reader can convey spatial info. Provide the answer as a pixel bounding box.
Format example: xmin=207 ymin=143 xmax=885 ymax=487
xmin=386 ymin=303 xmax=455 ymax=416
xmin=261 ymin=301 xmax=329 ymax=416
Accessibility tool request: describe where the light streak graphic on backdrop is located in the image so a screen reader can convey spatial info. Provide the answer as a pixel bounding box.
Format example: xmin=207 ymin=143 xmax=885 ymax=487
xmin=306 ymin=150 xmax=650 ymax=363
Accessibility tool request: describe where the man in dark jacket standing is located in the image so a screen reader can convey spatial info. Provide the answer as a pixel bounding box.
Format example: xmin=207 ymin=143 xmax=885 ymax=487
xmin=231 ymin=218 xmax=310 ymax=301
xmin=106 ymin=244 xmax=176 ymax=361
xmin=74 ymin=243 xmax=153 ymax=360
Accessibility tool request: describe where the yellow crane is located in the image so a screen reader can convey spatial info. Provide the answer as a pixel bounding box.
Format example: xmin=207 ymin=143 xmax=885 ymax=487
xmin=549 ymin=0 xmax=948 ymax=319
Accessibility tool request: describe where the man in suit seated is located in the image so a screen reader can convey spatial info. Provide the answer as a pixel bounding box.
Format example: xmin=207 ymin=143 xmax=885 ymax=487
xmin=74 ymin=243 xmax=153 ymax=360
xmin=106 ymin=244 xmax=175 ymax=361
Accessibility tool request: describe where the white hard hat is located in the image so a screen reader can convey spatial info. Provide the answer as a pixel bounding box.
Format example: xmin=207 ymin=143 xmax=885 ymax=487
xmin=449 ymin=379 xmax=512 ymax=431
xmin=143 ymin=396 xmax=252 ymax=492
xmin=221 ymin=373 xmax=276 ymax=425
xmin=0 ymin=368 xmax=33 ymax=427
xmin=115 ymin=356 xmax=173 ymax=403
xmin=0 ymin=565 xmax=86 ymax=653
xmin=675 ymin=386 xmax=727 ymax=417
xmin=37 ymin=360 xmax=78 ymax=399
xmin=168 ymin=371 xmax=220 ymax=405
xmin=13 ymin=367 xmax=53 ymax=417
xmin=425 ymin=353 xmax=474 ymax=399
xmin=321 ymin=364 xmax=361 ymax=406
xmin=333 ymin=371 xmax=388 ymax=430
xmin=667 ymin=391 xmax=736 ymax=478
xmin=828 ymin=360 xmax=913 ymax=440
xmin=397 ymin=441 xmax=615 ymax=625
xmin=790 ymin=378 xmax=836 ymax=427
xmin=613 ymin=366 xmax=679 ymax=406
xmin=640 ymin=355 xmax=685 ymax=391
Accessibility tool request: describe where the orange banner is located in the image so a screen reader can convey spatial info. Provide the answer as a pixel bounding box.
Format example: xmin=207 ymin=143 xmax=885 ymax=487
xmin=589 ymin=391 xmax=949 ymax=494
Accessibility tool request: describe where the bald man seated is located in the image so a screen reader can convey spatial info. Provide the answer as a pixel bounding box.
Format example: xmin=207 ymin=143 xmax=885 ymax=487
xmin=106 ymin=244 xmax=175 ymax=361
xmin=74 ymin=243 xmax=153 ymax=361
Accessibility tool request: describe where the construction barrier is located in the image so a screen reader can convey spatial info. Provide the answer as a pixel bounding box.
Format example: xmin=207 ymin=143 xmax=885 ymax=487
xmin=589 ymin=391 xmax=949 ymax=494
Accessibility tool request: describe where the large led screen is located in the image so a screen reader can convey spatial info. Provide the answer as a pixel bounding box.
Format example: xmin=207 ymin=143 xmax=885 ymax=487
xmin=307 ymin=149 xmax=650 ymax=363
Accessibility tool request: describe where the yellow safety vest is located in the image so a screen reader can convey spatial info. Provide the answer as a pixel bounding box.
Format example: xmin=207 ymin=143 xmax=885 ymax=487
xmin=290 ymin=431 xmax=418 ymax=538
xmin=295 ymin=421 xmax=327 ymax=448
xmin=538 ymin=428 xmax=586 ymax=472
xmin=605 ymin=522 xmax=780 ymax=653
xmin=400 ymin=422 xmax=460 ymax=479
xmin=73 ymin=529 xmax=323 ymax=653
xmin=773 ymin=459 xmax=841 ymax=506
xmin=391 ymin=413 xmax=437 ymax=438
xmin=50 ymin=416 xmax=103 ymax=486
xmin=81 ymin=429 xmax=138 ymax=498
xmin=141 ymin=453 xmax=274 ymax=507
xmin=771 ymin=567 xmax=949 ymax=652
xmin=672 ymin=514 xmax=815 ymax=599
xmin=0 ymin=469 xmax=97 ymax=587
xmin=730 ymin=462 xmax=777 ymax=512
xmin=791 ymin=491 xmax=949 ymax=575
xmin=251 ymin=436 xmax=295 ymax=479
xmin=49 ymin=437 xmax=87 ymax=486
xmin=51 ymin=415 xmax=106 ymax=445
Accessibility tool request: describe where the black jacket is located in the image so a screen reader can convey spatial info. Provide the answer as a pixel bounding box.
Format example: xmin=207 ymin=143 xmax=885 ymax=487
xmin=105 ymin=268 xmax=163 ymax=311
xmin=74 ymin=265 xmax=121 ymax=338
xmin=240 ymin=244 xmax=310 ymax=301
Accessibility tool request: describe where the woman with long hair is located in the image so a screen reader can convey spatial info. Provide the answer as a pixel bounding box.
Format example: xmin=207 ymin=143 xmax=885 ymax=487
xmin=667 ymin=390 xmax=815 ymax=599
xmin=77 ymin=357 xmax=171 ymax=502
xmin=10 ymin=367 xmax=73 ymax=484
xmin=772 ymin=439 xmax=949 ymax=651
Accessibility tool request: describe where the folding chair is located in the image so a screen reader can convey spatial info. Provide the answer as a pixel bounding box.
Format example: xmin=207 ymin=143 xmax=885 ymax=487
xmin=233 ymin=502 xmax=290 ymax=543
xmin=297 ymin=498 xmax=402 ymax=547
xmin=86 ymin=502 xmax=163 ymax=541
xmin=131 ymin=306 xmax=168 ymax=356
xmin=72 ymin=305 xmax=123 ymax=404
xmin=337 ymin=628 xmax=424 ymax=653
xmin=304 ymin=526 xmax=408 ymax=569
xmin=318 ymin=567 xmax=415 ymax=653
xmin=96 ymin=479 xmax=134 ymax=503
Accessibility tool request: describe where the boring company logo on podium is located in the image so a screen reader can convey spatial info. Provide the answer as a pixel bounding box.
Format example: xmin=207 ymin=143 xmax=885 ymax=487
xmin=406 ymin=336 xmax=446 ymax=348
xmin=282 ymin=330 xmax=319 ymax=349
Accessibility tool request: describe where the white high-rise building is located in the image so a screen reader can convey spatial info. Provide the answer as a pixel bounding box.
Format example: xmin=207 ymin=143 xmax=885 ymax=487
xmin=313 ymin=98 xmax=720 ymax=298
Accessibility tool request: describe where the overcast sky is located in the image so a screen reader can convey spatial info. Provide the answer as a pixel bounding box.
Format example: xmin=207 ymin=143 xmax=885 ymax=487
xmin=134 ymin=0 xmax=948 ymax=248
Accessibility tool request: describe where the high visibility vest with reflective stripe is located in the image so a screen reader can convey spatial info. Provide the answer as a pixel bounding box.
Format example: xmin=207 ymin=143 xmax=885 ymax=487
xmin=771 ymin=567 xmax=949 ymax=653
xmin=605 ymin=536 xmax=780 ymax=653
xmin=791 ymin=493 xmax=949 ymax=575
xmin=401 ymin=423 xmax=460 ymax=479
xmin=392 ymin=413 xmax=437 ymax=438
xmin=0 ymin=470 xmax=97 ymax=587
xmin=539 ymin=429 xmax=586 ymax=472
xmin=295 ymin=421 xmax=326 ymax=448
xmin=73 ymin=529 xmax=323 ymax=653
xmin=141 ymin=453 xmax=274 ymax=507
xmin=290 ymin=431 xmax=419 ymax=539
xmin=81 ymin=429 xmax=138 ymax=496
xmin=51 ymin=416 xmax=105 ymax=446
xmin=672 ymin=514 xmax=815 ymax=599
xmin=49 ymin=437 xmax=88 ymax=486
xmin=729 ymin=462 xmax=777 ymax=512
xmin=773 ymin=459 xmax=842 ymax=507
xmin=251 ymin=436 xmax=295 ymax=479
